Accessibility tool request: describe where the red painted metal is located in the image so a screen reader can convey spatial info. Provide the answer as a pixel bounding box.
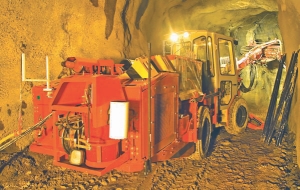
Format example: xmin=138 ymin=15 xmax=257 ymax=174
xmin=248 ymin=113 xmax=265 ymax=130
xmin=30 ymin=57 xmax=203 ymax=176
xmin=29 ymin=53 xmax=251 ymax=176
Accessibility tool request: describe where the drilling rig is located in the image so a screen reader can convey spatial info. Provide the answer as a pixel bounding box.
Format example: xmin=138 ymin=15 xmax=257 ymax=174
xmin=23 ymin=30 xmax=281 ymax=176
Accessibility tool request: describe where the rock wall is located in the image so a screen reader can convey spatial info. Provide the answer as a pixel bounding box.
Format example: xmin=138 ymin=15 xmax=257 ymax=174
xmin=277 ymin=0 xmax=300 ymax=167
xmin=0 ymin=0 xmax=148 ymax=148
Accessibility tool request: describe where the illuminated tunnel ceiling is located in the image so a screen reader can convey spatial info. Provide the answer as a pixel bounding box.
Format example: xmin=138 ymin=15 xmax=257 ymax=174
xmin=138 ymin=0 xmax=280 ymax=56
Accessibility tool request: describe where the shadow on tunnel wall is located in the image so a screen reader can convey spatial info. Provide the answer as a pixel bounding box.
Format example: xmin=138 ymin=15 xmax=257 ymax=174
xmin=89 ymin=0 xmax=98 ymax=7
xmin=104 ymin=0 xmax=117 ymax=39
xmin=135 ymin=0 xmax=149 ymax=29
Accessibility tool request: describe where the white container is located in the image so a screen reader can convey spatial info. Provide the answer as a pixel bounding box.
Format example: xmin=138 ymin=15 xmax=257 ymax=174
xmin=109 ymin=101 xmax=129 ymax=139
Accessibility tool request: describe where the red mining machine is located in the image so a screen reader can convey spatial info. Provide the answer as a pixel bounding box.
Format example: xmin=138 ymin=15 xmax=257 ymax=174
xmin=28 ymin=30 xmax=279 ymax=176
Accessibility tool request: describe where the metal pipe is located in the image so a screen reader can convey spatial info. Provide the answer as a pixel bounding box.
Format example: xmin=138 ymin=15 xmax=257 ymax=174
xmin=275 ymin=59 xmax=298 ymax=146
xmin=146 ymin=42 xmax=152 ymax=174
xmin=265 ymin=51 xmax=299 ymax=144
xmin=21 ymin=53 xmax=48 ymax=82
xmin=19 ymin=54 xmax=24 ymax=133
xmin=21 ymin=53 xmax=25 ymax=81
xmin=46 ymin=56 xmax=50 ymax=90
xmin=21 ymin=53 xmax=52 ymax=97
xmin=262 ymin=54 xmax=286 ymax=137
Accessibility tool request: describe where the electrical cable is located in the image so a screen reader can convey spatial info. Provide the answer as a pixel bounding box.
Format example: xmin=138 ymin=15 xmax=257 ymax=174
xmin=0 ymin=112 xmax=53 ymax=151
xmin=240 ymin=64 xmax=256 ymax=93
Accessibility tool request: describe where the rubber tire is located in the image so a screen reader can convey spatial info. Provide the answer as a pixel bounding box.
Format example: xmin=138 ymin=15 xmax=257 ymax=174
xmin=225 ymin=97 xmax=249 ymax=135
xmin=197 ymin=106 xmax=213 ymax=159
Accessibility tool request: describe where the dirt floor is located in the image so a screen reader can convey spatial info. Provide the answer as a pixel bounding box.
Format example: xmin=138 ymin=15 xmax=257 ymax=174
xmin=0 ymin=128 xmax=300 ymax=190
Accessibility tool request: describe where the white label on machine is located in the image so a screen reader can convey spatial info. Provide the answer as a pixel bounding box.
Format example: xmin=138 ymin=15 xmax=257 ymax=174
xmin=109 ymin=101 xmax=129 ymax=139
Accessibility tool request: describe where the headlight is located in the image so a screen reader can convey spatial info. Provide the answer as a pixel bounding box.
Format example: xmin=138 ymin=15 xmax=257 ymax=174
xmin=170 ymin=33 xmax=179 ymax=42
xmin=183 ymin=32 xmax=189 ymax=38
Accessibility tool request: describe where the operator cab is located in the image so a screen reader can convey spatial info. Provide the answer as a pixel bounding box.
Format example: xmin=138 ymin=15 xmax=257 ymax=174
xmin=163 ymin=30 xmax=239 ymax=109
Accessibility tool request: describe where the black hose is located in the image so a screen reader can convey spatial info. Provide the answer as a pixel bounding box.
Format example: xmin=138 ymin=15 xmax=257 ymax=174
xmin=66 ymin=112 xmax=84 ymax=130
xmin=240 ymin=64 xmax=256 ymax=93
xmin=62 ymin=128 xmax=78 ymax=154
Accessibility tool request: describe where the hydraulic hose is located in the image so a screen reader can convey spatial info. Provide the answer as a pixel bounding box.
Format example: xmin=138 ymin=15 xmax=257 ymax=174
xmin=0 ymin=112 xmax=53 ymax=151
xmin=240 ymin=64 xmax=256 ymax=93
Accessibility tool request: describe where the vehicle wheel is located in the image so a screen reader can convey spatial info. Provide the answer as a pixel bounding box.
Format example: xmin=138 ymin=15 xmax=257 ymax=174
xmin=225 ymin=97 xmax=248 ymax=135
xmin=196 ymin=106 xmax=212 ymax=159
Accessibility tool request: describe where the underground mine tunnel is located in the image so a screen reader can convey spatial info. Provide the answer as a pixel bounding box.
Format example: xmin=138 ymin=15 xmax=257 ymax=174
xmin=0 ymin=0 xmax=300 ymax=189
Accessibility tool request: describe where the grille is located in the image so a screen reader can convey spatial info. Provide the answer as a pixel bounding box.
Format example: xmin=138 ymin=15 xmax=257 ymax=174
xmin=154 ymin=92 xmax=175 ymax=145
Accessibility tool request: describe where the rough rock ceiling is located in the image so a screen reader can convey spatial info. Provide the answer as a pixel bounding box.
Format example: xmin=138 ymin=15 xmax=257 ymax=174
xmin=139 ymin=0 xmax=279 ymax=55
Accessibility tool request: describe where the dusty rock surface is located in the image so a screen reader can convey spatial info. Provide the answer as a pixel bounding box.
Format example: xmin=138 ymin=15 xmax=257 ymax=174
xmin=0 ymin=129 xmax=299 ymax=190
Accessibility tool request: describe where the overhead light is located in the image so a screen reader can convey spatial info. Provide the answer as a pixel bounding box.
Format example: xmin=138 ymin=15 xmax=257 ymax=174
xmin=170 ymin=33 xmax=179 ymax=42
xmin=183 ymin=32 xmax=189 ymax=38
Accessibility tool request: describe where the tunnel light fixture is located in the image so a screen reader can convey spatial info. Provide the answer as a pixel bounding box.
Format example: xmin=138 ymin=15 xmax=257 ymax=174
xmin=170 ymin=33 xmax=179 ymax=42
xmin=183 ymin=32 xmax=189 ymax=38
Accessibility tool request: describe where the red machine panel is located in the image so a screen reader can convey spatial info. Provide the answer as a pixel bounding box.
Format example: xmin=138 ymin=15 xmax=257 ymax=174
xmin=30 ymin=66 xmax=195 ymax=176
